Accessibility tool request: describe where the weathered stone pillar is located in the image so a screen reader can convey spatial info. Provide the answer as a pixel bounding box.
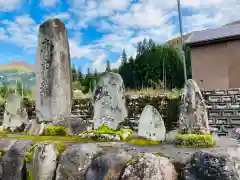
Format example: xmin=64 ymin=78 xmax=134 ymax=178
xmin=35 ymin=19 xmax=72 ymax=122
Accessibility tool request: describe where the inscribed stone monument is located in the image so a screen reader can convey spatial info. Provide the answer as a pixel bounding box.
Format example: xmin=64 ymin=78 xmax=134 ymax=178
xmin=2 ymin=94 xmax=28 ymax=131
xmin=178 ymin=79 xmax=210 ymax=134
xmin=92 ymin=72 xmax=127 ymax=130
xmin=138 ymin=105 xmax=166 ymax=141
xmin=35 ymin=18 xmax=72 ymax=122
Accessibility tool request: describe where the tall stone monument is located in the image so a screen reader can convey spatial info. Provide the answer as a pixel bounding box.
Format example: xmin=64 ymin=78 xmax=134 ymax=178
xmin=35 ymin=19 xmax=72 ymax=122
xmin=178 ymin=79 xmax=210 ymax=134
xmin=92 ymin=72 xmax=128 ymax=130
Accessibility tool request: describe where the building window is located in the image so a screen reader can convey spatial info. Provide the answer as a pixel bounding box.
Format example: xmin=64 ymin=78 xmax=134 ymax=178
xmin=200 ymin=80 xmax=204 ymax=84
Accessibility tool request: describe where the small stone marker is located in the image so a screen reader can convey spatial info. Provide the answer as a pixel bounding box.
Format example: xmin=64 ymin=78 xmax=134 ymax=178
xmin=92 ymin=72 xmax=128 ymax=130
xmin=35 ymin=18 xmax=72 ymax=122
xmin=2 ymin=94 xmax=28 ymax=131
xmin=178 ymin=79 xmax=210 ymax=134
xmin=138 ymin=105 xmax=166 ymax=141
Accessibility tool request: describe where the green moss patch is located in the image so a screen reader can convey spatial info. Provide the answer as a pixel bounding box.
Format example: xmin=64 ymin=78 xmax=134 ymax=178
xmin=0 ymin=130 xmax=10 ymax=134
xmin=26 ymin=168 xmax=33 ymax=180
xmin=175 ymin=134 xmax=216 ymax=148
xmin=43 ymin=126 xmax=68 ymax=136
xmin=87 ymin=124 xmax=133 ymax=140
xmin=127 ymin=152 xmax=145 ymax=165
xmin=128 ymin=139 xmax=160 ymax=146
xmin=24 ymin=141 xmax=67 ymax=163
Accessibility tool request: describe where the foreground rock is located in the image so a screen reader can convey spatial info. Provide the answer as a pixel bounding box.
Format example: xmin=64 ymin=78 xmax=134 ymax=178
xmin=2 ymin=94 xmax=28 ymax=132
xmin=1 ymin=140 xmax=32 ymax=180
xmin=122 ymin=153 xmax=177 ymax=180
xmin=138 ymin=105 xmax=166 ymax=141
xmin=181 ymin=146 xmax=240 ymax=180
xmin=35 ymin=18 xmax=72 ymax=122
xmin=178 ymin=79 xmax=210 ymax=134
xmin=85 ymin=149 xmax=133 ymax=180
xmin=32 ymin=142 xmax=58 ymax=180
xmin=56 ymin=144 xmax=103 ymax=180
xmin=92 ymin=72 xmax=128 ymax=130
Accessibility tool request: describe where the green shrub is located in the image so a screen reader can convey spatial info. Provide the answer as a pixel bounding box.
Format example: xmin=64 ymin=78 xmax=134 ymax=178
xmin=43 ymin=126 xmax=67 ymax=136
xmin=87 ymin=124 xmax=133 ymax=140
xmin=128 ymin=139 xmax=160 ymax=146
xmin=175 ymin=134 xmax=216 ymax=148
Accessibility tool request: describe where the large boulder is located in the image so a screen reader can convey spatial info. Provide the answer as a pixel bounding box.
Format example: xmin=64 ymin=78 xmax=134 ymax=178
xmin=178 ymin=79 xmax=210 ymax=134
xmin=181 ymin=146 xmax=240 ymax=180
xmin=56 ymin=143 xmax=103 ymax=180
xmin=85 ymin=149 xmax=133 ymax=180
xmin=0 ymin=140 xmax=32 ymax=180
xmin=2 ymin=94 xmax=28 ymax=132
xmin=122 ymin=153 xmax=177 ymax=180
xmin=92 ymin=72 xmax=128 ymax=130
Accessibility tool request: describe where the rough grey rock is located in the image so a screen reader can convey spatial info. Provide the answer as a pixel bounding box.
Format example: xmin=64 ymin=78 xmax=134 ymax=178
xmin=2 ymin=94 xmax=28 ymax=131
xmin=165 ymin=129 xmax=179 ymax=143
xmin=35 ymin=18 xmax=72 ymax=122
xmin=56 ymin=143 xmax=103 ymax=180
xmin=138 ymin=105 xmax=166 ymax=141
xmin=24 ymin=119 xmax=46 ymax=135
xmin=92 ymin=72 xmax=128 ymax=130
xmin=0 ymin=139 xmax=18 ymax=177
xmin=0 ymin=140 xmax=32 ymax=180
xmin=85 ymin=148 xmax=132 ymax=180
xmin=229 ymin=127 xmax=240 ymax=140
xmin=122 ymin=153 xmax=177 ymax=180
xmin=32 ymin=142 xmax=58 ymax=180
xmin=181 ymin=146 xmax=240 ymax=180
xmin=52 ymin=115 xmax=90 ymax=134
xmin=178 ymin=79 xmax=210 ymax=134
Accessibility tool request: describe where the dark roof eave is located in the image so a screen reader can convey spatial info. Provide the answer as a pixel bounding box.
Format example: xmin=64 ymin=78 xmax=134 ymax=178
xmin=185 ymin=35 xmax=240 ymax=47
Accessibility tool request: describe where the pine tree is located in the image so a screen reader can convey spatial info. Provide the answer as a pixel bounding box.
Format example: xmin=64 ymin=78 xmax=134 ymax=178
xmin=105 ymin=59 xmax=111 ymax=72
xmin=94 ymin=68 xmax=98 ymax=76
xmin=121 ymin=49 xmax=127 ymax=64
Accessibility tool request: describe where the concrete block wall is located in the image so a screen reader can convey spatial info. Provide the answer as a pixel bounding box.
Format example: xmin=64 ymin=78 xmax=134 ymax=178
xmin=202 ymin=88 xmax=240 ymax=135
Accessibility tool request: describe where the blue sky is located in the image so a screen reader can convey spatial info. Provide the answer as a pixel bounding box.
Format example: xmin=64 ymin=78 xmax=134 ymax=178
xmin=0 ymin=0 xmax=239 ymax=73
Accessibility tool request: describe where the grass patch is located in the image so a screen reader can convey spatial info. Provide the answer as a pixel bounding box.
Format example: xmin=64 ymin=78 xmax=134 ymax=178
xmin=0 ymin=130 xmax=10 ymax=134
xmin=175 ymin=134 xmax=216 ymax=148
xmin=128 ymin=139 xmax=160 ymax=146
xmin=0 ymin=134 xmax=103 ymax=143
xmin=43 ymin=126 xmax=68 ymax=136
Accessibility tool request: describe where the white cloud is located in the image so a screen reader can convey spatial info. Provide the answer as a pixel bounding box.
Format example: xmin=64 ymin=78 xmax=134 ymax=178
xmin=0 ymin=0 xmax=22 ymax=11
xmin=44 ymin=13 xmax=71 ymax=21
xmin=1 ymin=15 xmax=38 ymax=49
xmin=0 ymin=28 xmax=7 ymax=40
xmin=41 ymin=0 xmax=58 ymax=7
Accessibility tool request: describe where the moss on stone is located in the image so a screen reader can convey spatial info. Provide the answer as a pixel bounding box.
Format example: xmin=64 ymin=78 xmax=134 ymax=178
xmin=26 ymin=168 xmax=33 ymax=180
xmin=128 ymin=139 xmax=161 ymax=146
xmin=127 ymin=152 xmax=145 ymax=165
xmin=54 ymin=141 xmax=67 ymax=159
xmin=24 ymin=141 xmax=67 ymax=164
xmin=87 ymin=124 xmax=133 ymax=140
xmin=43 ymin=126 xmax=68 ymax=136
xmin=175 ymin=134 xmax=216 ymax=148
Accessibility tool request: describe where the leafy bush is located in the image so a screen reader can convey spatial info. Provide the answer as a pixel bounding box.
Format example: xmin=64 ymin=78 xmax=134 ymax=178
xmin=43 ymin=126 xmax=67 ymax=136
xmin=87 ymin=124 xmax=133 ymax=140
xmin=128 ymin=139 xmax=160 ymax=146
xmin=175 ymin=134 xmax=216 ymax=148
